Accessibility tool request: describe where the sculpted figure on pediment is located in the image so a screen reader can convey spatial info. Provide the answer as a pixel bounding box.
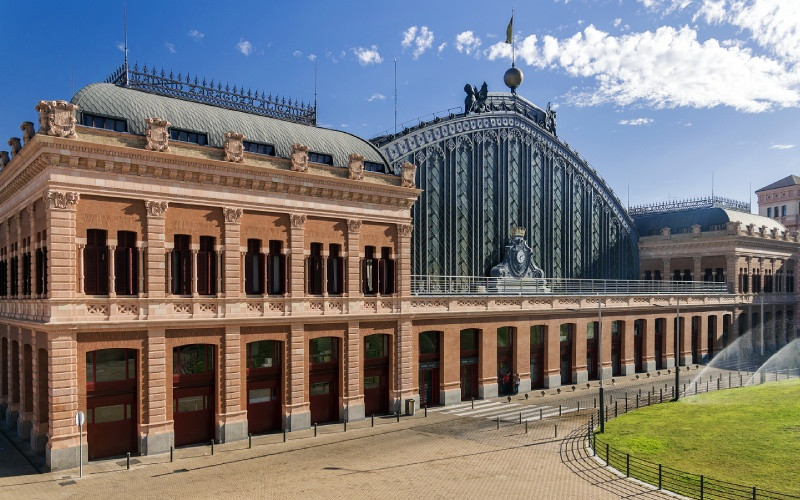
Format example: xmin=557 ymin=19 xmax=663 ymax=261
xmin=290 ymin=143 xmax=309 ymax=172
xmin=400 ymin=161 xmax=417 ymax=188
xmin=348 ymin=153 xmax=365 ymax=181
xmin=7 ymin=138 xmax=21 ymax=156
xmin=20 ymin=122 xmax=35 ymax=146
xmin=223 ymin=131 xmax=246 ymax=162
xmin=145 ymin=118 xmax=171 ymax=152
xmin=35 ymin=100 xmax=78 ymax=138
xmin=0 ymin=151 xmax=9 ymax=168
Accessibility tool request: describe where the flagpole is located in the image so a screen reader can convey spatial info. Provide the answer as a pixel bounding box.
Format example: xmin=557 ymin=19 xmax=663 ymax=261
xmin=511 ymin=8 xmax=515 ymax=67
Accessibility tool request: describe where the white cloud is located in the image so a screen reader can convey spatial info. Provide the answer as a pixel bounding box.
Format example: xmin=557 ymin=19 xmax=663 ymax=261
xmin=293 ymin=50 xmax=302 ymax=57
xmin=308 ymin=54 xmax=317 ymax=62
xmin=115 ymin=41 xmax=125 ymax=52
xmin=487 ymin=35 xmax=540 ymax=64
xmin=236 ymin=39 xmax=254 ymax=56
xmin=485 ymin=41 xmax=512 ymax=60
xmin=613 ymin=18 xmax=622 ymax=27
xmin=401 ymin=26 xmax=434 ymax=59
xmin=187 ymin=29 xmax=204 ymax=41
xmin=367 ymin=93 xmax=386 ymax=102
xmin=352 ymin=45 xmax=383 ymax=65
xmin=770 ymin=144 xmax=796 ymax=149
xmin=438 ymin=42 xmax=447 ymax=54
xmin=455 ymin=31 xmax=482 ymax=55
xmin=638 ymin=0 xmax=693 ymax=13
xmin=696 ymin=0 xmax=800 ymax=63
xmin=619 ymin=118 xmax=654 ymax=125
xmin=165 ymin=42 xmax=176 ymax=54
xmin=516 ymin=25 xmax=800 ymax=112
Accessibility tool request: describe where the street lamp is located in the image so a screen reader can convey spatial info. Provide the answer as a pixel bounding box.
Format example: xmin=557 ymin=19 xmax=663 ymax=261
xmin=597 ymin=299 xmax=605 ymax=433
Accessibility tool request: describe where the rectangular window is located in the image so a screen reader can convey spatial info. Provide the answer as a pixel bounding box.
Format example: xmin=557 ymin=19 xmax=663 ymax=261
xmin=85 ymin=229 xmax=109 ymax=295
xmin=497 ymin=327 xmax=512 ymax=347
xmin=248 ymin=387 xmax=274 ymax=404
xmin=242 ymin=141 xmax=275 ymax=156
xmin=267 ymin=240 xmax=285 ymax=295
xmin=419 ymin=331 xmax=439 ymax=355
xmin=378 ymin=247 xmax=395 ymax=295
xmin=362 ymin=246 xmax=378 ymax=295
xmin=307 ymin=243 xmax=323 ymax=295
xmin=327 ymin=244 xmax=344 ymax=295
xmin=767 ymin=207 xmax=772 ymax=217
xmin=35 ymin=245 xmax=47 ymax=295
xmin=174 ymin=395 xmax=208 ymax=413
xmin=170 ymin=128 xmax=208 ymax=146
xmin=10 ymin=254 xmax=18 ymax=297
xmin=309 ymin=381 xmax=330 ymax=395
xmin=308 ymin=152 xmax=333 ymax=165
xmin=91 ymin=404 xmax=128 ymax=423
xmin=115 ymin=231 xmax=138 ymax=295
xmin=0 ymin=253 xmax=7 ymax=297
xmin=197 ymin=236 xmax=217 ymax=296
xmin=245 ymin=239 xmax=265 ymax=295
xmin=782 ymin=205 xmax=787 ymax=217
xmin=86 ymin=349 xmax=135 ymax=384
xmin=173 ymin=345 xmax=214 ymax=375
xmin=460 ymin=329 xmax=479 ymax=351
xmin=530 ymin=325 xmax=544 ymax=345
xmin=586 ymin=322 xmax=596 ymax=340
xmin=247 ymin=340 xmax=279 ymax=369
xmin=559 ymin=324 xmax=571 ymax=342
xmin=21 ymin=250 xmax=31 ymax=296
xmin=364 ymin=335 xmax=388 ymax=359
xmin=364 ymin=376 xmax=381 ymax=389
xmin=363 ymin=161 xmax=384 ymax=172
xmin=172 ymin=235 xmax=191 ymax=295
xmin=310 ymin=337 xmax=337 ymax=364
xmin=81 ymin=113 xmax=128 ymax=133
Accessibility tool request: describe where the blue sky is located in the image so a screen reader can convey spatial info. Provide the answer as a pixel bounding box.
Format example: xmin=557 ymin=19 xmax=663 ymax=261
xmin=1 ymin=0 xmax=799 ymax=207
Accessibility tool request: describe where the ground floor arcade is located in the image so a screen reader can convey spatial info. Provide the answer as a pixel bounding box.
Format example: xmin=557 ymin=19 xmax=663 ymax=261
xmin=1 ymin=303 xmax=795 ymax=470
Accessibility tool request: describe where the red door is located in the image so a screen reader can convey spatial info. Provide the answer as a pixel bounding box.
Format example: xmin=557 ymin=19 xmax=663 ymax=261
xmin=247 ymin=378 xmax=281 ymax=435
xmin=419 ymin=366 xmax=440 ymax=406
xmin=586 ymin=335 xmax=598 ymax=380
xmin=655 ymin=332 xmax=663 ymax=370
xmin=612 ymin=328 xmax=622 ymax=376
xmin=460 ymin=363 xmax=478 ymax=400
xmin=309 ymin=371 xmax=338 ymax=424
xmin=364 ymin=366 xmax=389 ymax=415
xmin=560 ymin=342 xmax=572 ymax=385
xmin=530 ymin=346 xmax=544 ymax=389
xmin=634 ymin=324 xmax=643 ymax=373
xmin=85 ymin=349 xmax=137 ymax=460
xmin=172 ymin=345 xmax=215 ymax=447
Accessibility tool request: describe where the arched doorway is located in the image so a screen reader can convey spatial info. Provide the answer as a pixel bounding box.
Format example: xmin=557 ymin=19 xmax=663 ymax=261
xmin=460 ymin=329 xmax=479 ymax=400
xmin=418 ymin=331 xmax=441 ymax=407
xmin=611 ymin=321 xmax=622 ymax=376
xmin=559 ymin=324 xmax=573 ymax=385
xmin=364 ymin=334 xmax=390 ymax=416
xmin=654 ymin=319 xmax=664 ymax=370
xmin=309 ymin=337 xmax=339 ymax=424
xmin=586 ymin=323 xmax=598 ymax=380
xmin=707 ymin=316 xmax=716 ymax=360
xmin=86 ymin=348 xmax=137 ymax=459
xmin=529 ymin=326 xmax=544 ymax=390
xmin=172 ymin=344 xmax=215 ymax=447
xmin=634 ymin=320 xmax=643 ymax=372
xmin=245 ymin=340 xmax=282 ymax=435
xmin=497 ymin=327 xmax=514 ymax=395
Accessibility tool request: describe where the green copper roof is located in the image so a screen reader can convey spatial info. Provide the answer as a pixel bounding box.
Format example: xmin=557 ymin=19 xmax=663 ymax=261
xmin=70 ymin=83 xmax=388 ymax=168
xmin=632 ymin=207 xmax=786 ymax=236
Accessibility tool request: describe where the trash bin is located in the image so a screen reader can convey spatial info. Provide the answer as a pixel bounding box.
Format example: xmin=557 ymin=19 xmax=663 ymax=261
xmin=405 ymin=399 xmax=416 ymax=416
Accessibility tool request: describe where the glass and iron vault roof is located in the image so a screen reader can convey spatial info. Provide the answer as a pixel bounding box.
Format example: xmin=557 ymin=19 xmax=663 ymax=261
xmin=632 ymin=206 xmax=786 ymax=236
xmin=70 ymin=83 xmax=388 ymax=168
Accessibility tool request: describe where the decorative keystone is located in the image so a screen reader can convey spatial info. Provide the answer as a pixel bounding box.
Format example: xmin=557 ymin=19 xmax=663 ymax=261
xmin=145 ymin=118 xmax=171 ymax=152
xmin=290 ymin=143 xmax=309 ymax=172
xmin=223 ymin=131 xmax=246 ymax=162
xmin=348 ymin=153 xmax=365 ymax=181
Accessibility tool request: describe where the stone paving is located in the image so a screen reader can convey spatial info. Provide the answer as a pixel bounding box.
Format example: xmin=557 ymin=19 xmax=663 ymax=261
xmin=0 ymin=369 xmax=722 ymax=499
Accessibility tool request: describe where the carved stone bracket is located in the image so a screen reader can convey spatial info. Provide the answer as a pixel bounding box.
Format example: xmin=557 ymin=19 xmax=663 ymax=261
xmin=7 ymin=138 xmax=21 ymax=157
xmin=347 ymin=219 xmax=362 ymax=234
xmin=145 ymin=200 xmax=169 ymax=217
xmin=223 ymin=131 xmax=246 ymax=163
xmin=44 ymin=190 xmax=79 ymax=210
xmin=348 ymin=153 xmax=365 ymax=181
xmin=400 ymin=161 xmax=417 ymax=188
xmin=290 ymin=214 xmax=307 ymax=229
xmin=20 ymin=122 xmax=35 ymax=146
xmin=35 ymin=100 xmax=78 ymax=138
xmin=224 ymin=207 xmax=243 ymax=224
xmin=290 ymin=143 xmax=309 ymax=172
xmin=145 ymin=118 xmax=172 ymax=152
xmin=396 ymin=223 xmax=412 ymax=237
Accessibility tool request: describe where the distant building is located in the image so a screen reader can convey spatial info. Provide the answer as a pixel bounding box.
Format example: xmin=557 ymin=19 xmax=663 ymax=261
xmin=756 ymin=175 xmax=800 ymax=232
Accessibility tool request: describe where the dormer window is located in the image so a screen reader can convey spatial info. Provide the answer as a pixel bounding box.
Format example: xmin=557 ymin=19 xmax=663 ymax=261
xmin=364 ymin=161 xmax=384 ymax=173
xmin=169 ymin=128 xmax=208 ymax=146
xmin=243 ymin=141 xmax=275 ymax=156
xmin=308 ymin=152 xmax=333 ymax=165
xmin=82 ymin=113 xmax=127 ymax=132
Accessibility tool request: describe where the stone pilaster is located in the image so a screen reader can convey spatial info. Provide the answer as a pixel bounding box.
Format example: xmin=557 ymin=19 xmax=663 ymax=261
xmin=217 ymin=325 xmax=247 ymax=442
xmin=46 ymin=332 xmax=83 ymax=471
xmin=642 ymin=318 xmax=656 ymax=372
xmin=396 ymin=224 xmax=412 ymax=299
xmin=30 ymin=333 xmax=48 ymax=453
xmin=5 ymin=332 xmax=19 ymax=429
xmin=572 ymin=319 xmax=588 ymax=385
xmin=726 ymin=255 xmax=738 ymax=294
xmin=664 ymin=315 xmax=676 ymax=369
xmin=140 ymin=328 xmax=172 ymax=454
xmin=289 ymin=215 xmax=307 ymax=312
xmin=441 ymin=326 xmax=461 ymax=404
xmin=478 ymin=327 xmax=497 ymax=399
xmin=44 ymin=191 xmax=79 ymax=300
xmin=599 ymin=317 xmax=613 ymax=379
xmin=344 ymin=321 xmax=364 ymax=421
xmin=346 ymin=219 xmax=361 ymax=304
xmin=543 ymin=321 xmax=561 ymax=389
xmin=662 ymin=258 xmax=671 ymax=281
xmin=17 ymin=334 xmax=33 ymax=440
xmin=284 ymin=324 xmax=309 ymax=430
xmin=223 ymin=208 xmax=242 ymax=303
xmin=621 ymin=319 xmax=635 ymax=375
xmin=514 ymin=324 xmax=532 ymax=393
xmin=698 ymin=314 xmax=709 ymax=364
xmin=395 ymin=319 xmax=417 ymax=409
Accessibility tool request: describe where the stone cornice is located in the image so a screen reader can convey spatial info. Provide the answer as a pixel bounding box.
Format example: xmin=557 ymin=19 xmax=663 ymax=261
xmin=0 ymin=130 xmax=421 ymax=213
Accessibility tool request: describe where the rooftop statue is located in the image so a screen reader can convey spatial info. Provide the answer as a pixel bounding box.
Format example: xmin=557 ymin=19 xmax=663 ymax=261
xmin=464 ymin=82 xmax=489 ymax=115
xmin=545 ymin=102 xmax=557 ymax=136
xmin=490 ymin=227 xmax=545 ymax=279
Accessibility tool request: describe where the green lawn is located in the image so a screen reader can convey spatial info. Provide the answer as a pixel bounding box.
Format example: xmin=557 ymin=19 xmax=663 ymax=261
xmin=598 ymin=378 xmax=800 ymax=496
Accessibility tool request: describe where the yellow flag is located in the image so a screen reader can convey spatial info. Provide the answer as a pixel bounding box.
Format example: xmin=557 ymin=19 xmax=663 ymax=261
xmin=505 ymin=16 xmax=513 ymax=44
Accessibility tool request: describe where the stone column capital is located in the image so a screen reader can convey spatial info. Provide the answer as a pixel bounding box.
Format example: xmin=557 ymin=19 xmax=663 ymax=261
xmin=396 ymin=223 xmax=412 ymax=238
xmin=224 ymin=207 xmax=243 ymax=224
xmin=145 ymin=200 xmax=169 ymax=218
xmin=347 ymin=219 xmax=362 ymax=234
xmin=43 ymin=190 xmax=79 ymax=211
xmin=290 ymin=214 xmax=307 ymax=229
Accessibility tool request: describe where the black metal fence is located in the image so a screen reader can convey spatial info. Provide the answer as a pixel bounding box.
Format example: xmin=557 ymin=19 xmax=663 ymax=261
xmin=587 ymin=369 xmax=800 ymax=499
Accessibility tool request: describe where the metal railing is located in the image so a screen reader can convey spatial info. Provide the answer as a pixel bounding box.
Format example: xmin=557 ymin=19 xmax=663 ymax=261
xmin=410 ymin=275 xmax=730 ymax=296
xmin=588 ymin=369 xmax=800 ymax=499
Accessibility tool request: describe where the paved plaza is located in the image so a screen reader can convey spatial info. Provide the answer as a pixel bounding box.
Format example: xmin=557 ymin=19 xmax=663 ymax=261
xmin=0 ymin=371 xmax=703 ymax=499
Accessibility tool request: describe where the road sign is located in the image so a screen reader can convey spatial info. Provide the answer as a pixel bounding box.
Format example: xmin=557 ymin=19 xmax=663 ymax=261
xmin=75 ymin=410 xmax=85 ymax=427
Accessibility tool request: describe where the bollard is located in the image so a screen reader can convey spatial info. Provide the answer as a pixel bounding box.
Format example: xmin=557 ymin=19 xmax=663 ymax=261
xmin=314 ymin=423 xmax=318 ymax=437
xmin=127 ymin=452 xmax=130 ymax=470
xmin=684 ymin=383 xmax=686 ymax=394
xmin=211 ymin=440 xmax=214 ymax=456
xmin=605 ymin=443 xmax=609 ymax=466
xmin=284 ymin=429 xmax=287 ymax=442
xmin=753 ymin=486 xmax=757 ymax=499
xmin=717 ymin=378 xmax=720 ymax=391
xmin=660 ymin=388 xmax=663 ymax=403
xmin=519 ymin=412 xmax=522 ymax=424
xmin=658 ymin=464 xmax=662 ymax=489
xmin=578 ymin=401 xmax=581 ymax=413
xmin=593 ymin=434 xmax=597 ymax=456
xmin=525 ymin=421 xmax=528 ymax=434
xmin=396 ymin=411 xmax=400 ymax=423
xmin=701 ymin=475 xmax=704 ymax=499
xmin=636 ymin=395 xmax=639 ymax=409
xmin=559 ymin=404 xmax=562 ymax=416
xmin=706 ymin=380 xmax=709 ymax=393
xmin=372 ymin=414 xmax=375 ymax=427
xmin=740 ymin=374 xmax=743 ymax=386
xmin=344 ymin=419 xmax=347 ymax=432
xmin=672 ymin=386 xmax=675 ymax=398
xmin=591 ymin=415 xmax=594 ymax=428
xmin=648 ymin=393 xmax=651 ymax=406
xmin=248 ymin=433 xmax=252 ymax=449
xmin=471 ymin=397 xmax=474 ymax=409
xmin=695 ymin=381 xmax=698 ymax=394
xmin=496 ymin=417 xmax=500 ymax=430
xmin=170 ymin=446 xmax=174 ymax=463
xmin=625 ymin=395 xmax=628 ymax=412
xmin=615 ymin=400 xmax=618 ymax=417
xmin=729 ymin=372 xmax=731 ymax=387
xmin=594 ymin=397 xmax=597 ymax=409
xmin=424 ymin=406 xmax=427 ymax=418
xmin=626 ymin=453 xmax=629 ymax=477
xmin=540 ymin=408 xmax=543 ymax=420
xmin=555 ymin=424 xmax=558 ymax=437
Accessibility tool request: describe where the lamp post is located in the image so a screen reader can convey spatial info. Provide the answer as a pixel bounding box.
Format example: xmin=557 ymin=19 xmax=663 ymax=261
xmin=598 ymin=299 xmax=605 ymax=433
xmin=760 ymin=293 xmax=765 ymax=359
xmin=674 ymin=298 xmax=680 ymax=401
